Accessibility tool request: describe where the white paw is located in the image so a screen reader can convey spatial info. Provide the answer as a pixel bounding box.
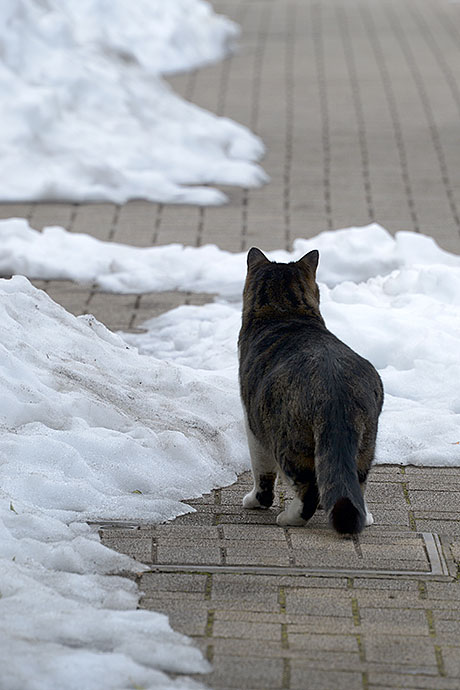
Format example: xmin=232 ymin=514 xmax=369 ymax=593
xmin=364 ymin=510 xmax=374 ymax=527
xmin=243 ymin=490 xmax=267 ymax=509
xmin=276 ymin=509 xmax=307 ymax=527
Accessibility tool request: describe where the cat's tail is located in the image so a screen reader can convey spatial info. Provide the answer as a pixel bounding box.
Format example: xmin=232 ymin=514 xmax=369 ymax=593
xmin=314 ymin=425 xmax=366 ymax=535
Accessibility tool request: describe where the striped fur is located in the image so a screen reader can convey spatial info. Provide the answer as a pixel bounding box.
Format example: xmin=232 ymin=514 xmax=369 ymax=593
xmin=238 ymin=248 xmax=383 ymax=535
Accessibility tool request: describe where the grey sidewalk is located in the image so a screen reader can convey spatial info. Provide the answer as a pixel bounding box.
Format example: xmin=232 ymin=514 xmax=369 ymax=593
xmin=2 ymin=1 xmax=460 ymax=689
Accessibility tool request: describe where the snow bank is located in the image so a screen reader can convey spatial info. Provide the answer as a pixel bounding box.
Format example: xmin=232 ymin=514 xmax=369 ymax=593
xmin=2 ymin=219 xmax=459 ymax=296
xmin=0 ymin=0 xmax=267 ymax=205
xmin=0 ymin=275 xmax=251 ymax=689
xmin=1 ymin=218 xmax=459 ymax=466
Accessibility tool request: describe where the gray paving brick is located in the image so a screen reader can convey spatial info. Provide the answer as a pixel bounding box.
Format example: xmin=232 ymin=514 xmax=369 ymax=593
xmin=368 ymin=672 xmax=460 ymax=689
xmin=288 ymin=632 xmax=357 ymax=653
xmin=100 ymin=536 xmax=153 ymax=563
xmin=365 ymin=634 xmax=438 ymax=667
xmin=284 ymin=590 xmax=353 ymax=617
xmin=359 ymin=607 xmax=429 ymax=636
xmin=140 ymin=572 xmax=207 ymax=594
xmin=29 ymin=203 xmax=75 ymax=230
xmin=155 ymin=525 xmax=220 ymax=542
xmin=224 ymin=544 xmax=290 ymax=567
xmin=221 ymin=525 xmax=285 ymax=541
xmin=290 ymin=667 xmax=363 ymax=690
xmin=212 ymin=619 xmax=280 ymax=641
xmin=204 ymin=655 xmax=283 ymax=690
xmin=0 ymin=203 xmax=33 ymax=219
xmin=156 ymin=545 xmax=221 ymax=565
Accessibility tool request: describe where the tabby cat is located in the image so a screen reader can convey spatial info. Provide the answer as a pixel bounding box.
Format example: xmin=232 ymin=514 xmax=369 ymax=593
xmin=238 ymin=247 xmax=384 ymax=534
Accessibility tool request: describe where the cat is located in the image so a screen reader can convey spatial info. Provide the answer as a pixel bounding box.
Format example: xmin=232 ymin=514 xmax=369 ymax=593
xmin=238 ymin=247 xmax=384 ymax=535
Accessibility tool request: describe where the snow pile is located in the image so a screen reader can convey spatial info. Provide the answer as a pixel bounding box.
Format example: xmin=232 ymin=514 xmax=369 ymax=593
xmin=0 ymin=275 xmax=251 ymax=689
xmin=1 ymin=218 xmax=459 ymax=465
xmin=0 ymin=0 xmax=267 ymax=205
xmin=2 ymin=219 xmax=458 ymax=297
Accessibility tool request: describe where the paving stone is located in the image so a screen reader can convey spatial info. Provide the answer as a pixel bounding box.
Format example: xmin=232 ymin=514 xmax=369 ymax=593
xmin=224 ymin=544 xmax=290 ymax=567
xmin=440 ymin=647 xmax=460 ymax=677
xmin=139 ymin=572 xmax=207 ymax=594
xmin=155 ymin=525 xmax=220 ymax=541
xmin=204 ymin=655 xmax=284 ymax=689
xmin=368 ymin=671 xmax=460 ymax=689
xmin=100 ymin=536 xmax=153 ymax=563
xmin=287 ymin=616 xmax=356 ymax=635
xmin=290 ymin=667 xmax=364 ymax=690
xmin=352 ymin=578 xmax=420 ymax=591
xmin=359 ymin=607 xmax=429 ymax=636
xmin=354 ymin=590 xmax=428 ymax=609
xmin=424 ymin=582 xmax=460 ymax=601
xmin=288 ymin=632 xmax=357 ymax=653
xmin=409 ymin=491 xmax=460 ymax=512
xmin=221 ymin=525 xmax=285 ymax=541
xmin=213 ymin=619 xmax=280 ymax=641
xmin=139 ymin=592 xmax=207 ymax=610
xmin=414 ymin=519 xmax=460 ymax=537
xmin=284 ymin=589 xmax=353 ymax=617
xmin=156 ymin=545 xmax=221 ymax=565
xmin=365 ymin=634 xmax=438 ymax=667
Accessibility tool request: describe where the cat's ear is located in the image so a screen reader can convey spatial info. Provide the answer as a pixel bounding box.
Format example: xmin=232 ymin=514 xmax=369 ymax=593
xmin=247 ymin=247 xmax=270 ymax=269
xmin=297 ymin=249 xmax=319 ymax=275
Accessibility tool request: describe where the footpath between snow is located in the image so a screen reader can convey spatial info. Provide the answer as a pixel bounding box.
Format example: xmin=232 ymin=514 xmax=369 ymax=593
xmin=1 ymin=219 xmax=460 ymax=689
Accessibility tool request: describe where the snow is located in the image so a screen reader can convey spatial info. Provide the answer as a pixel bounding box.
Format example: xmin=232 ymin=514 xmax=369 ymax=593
xmin=0 ymin=275 xmax=251 ymax=689
xmin=0 ymin=0 xmax=268 ymax=205
xmin=1 ymin=218 xmax=459 ymax=467
xmin=2 ymin=218 xmax=460 ymax=687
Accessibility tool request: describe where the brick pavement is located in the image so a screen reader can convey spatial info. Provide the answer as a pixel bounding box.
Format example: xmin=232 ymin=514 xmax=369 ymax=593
xmin=2 ymin=0 xmax=460 ymax=688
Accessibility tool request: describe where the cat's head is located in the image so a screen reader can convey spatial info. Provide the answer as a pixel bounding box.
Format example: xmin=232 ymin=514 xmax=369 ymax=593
xmin=242 ymin=247 xmax=322 ymax=319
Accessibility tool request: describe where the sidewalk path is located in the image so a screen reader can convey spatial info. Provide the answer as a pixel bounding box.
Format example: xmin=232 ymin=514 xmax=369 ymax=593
xmin=2 ymin=1 xmax=460 ymax=688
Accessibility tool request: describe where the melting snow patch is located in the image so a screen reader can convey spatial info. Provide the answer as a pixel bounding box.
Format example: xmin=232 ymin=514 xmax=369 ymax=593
xmin=0 ymin=0 xmax=267 ymax=205
xmin=0 ymin=275 xmax=248 ymax=689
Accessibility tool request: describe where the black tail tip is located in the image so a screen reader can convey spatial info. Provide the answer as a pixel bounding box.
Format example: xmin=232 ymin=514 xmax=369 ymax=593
xmin=330 ymin=497 xmax=365 ymax=535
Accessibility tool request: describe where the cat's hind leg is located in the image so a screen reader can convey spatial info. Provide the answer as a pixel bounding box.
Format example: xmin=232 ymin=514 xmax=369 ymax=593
xmin=242 ymin=420 xmax=277 ymax=510
xmin=276 ymin=465 xmax=319 ymax=527
xmin=357 ymin=430 xmax=376 ymax=528
xmin=359 ymin=477 xmax=374 ymax=527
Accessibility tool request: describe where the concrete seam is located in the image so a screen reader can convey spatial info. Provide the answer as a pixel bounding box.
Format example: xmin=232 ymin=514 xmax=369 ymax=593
xmin=385 ymin=1 xmax=460 ymax=234
xmin=359 ymin=1 xmax=420 ymax=233
xmin=336 ymin=4 xmax=374 ymax=222
xmin=311 ymin=2 xmax=333 ymax=231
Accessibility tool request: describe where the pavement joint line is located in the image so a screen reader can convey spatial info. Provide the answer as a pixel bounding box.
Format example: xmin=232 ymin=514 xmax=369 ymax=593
xmin=336 ymin=3 xmax=374 ymax=222
xmin=422 ymin=532 xmax=449 ymax=576
xmin=282 ymin=657 xmax=290 ymax=690
xmin=418 ymin=581 xmax=428 ymax=600
xmin=351 ymin=598 xmax=361 ymax=627
xmin=385 ymin=1 xmax=460 ymax=232
xmin=401 ymin=474 xmax=418 ymax=532
xmin=204 ymin=573 xmax=213 ymax=601
xmin=424 ymin=609 xmax=436 ymax=638
xmin=143 ymin=531 xmax=451 ymax=579
xmin=352 ymin=534 xmax=364 ymax=559
xmin=358 ymin=1 xmax=420 ymax=233
xmin=434 ymin=644 xmax=446 ymax=677
xmin=282 ymin=529 xmax=296 ymax=567
xmin=278 ymin=586 xmax=286 ymax=614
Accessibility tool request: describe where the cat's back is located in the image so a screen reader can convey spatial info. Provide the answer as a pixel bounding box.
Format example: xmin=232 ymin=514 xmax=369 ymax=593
xmin=240 ymin=314 xmax=383 ymax=417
